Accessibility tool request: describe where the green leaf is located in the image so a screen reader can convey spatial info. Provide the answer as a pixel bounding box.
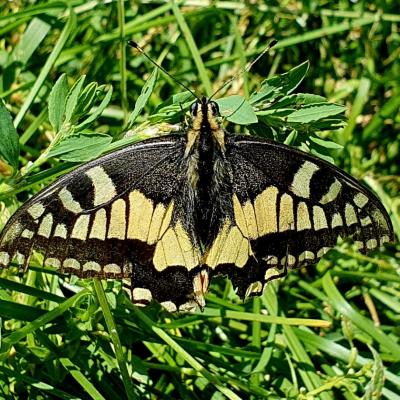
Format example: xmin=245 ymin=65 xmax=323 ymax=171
xmin=10 ymin=17 xmax=50 ymax=65
xmin=64 ymin=75 xmax=86 ymax=124
xmin=76 ymin=85 xmax=113 ymax=131
xmin=48 ymin=73 xmax=69 ymax=133
xmin=249 ymin=82 xmax=275 ymax=104
xmin=266 ymin=60 xmax=310 ymax=95
xmin=127 ymin=68 xmax=158 ymax=128
xmin=309 ymin=135 xmax=343 ymax=150
xmin=74 ymin=82 xmax=98 ymax=119
xmin=0 ymin=100 xmax=19 ymax=172
xmin=216 ymin=95 xmax=258 ymax=125
xmin=286 ymin=103 xmax=346 ymax=123
xmin=47 ymin=133 xmax=112 ymax=162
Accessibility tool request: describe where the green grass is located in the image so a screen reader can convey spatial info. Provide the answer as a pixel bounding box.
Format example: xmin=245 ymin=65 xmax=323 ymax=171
xmin=0 ymin=1 xmax=399 ymax=399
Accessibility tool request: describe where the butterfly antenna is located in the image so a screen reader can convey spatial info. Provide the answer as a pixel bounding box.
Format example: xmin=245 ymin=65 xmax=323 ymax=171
xmin=209 ymin=39 xmax=278 ymax=101
xmin=128 ymin=40 xmax=199 ymax=101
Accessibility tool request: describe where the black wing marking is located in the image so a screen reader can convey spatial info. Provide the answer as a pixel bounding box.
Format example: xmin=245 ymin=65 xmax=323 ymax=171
xmin=0 ymin=136 xmax=201 ymax=309
xmin=205 ymin=135 xmax=394 ymax=298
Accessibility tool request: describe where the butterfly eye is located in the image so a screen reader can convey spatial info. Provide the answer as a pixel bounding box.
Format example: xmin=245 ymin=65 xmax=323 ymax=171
xmin=190 ymin=102 xmax=198 ymax=117
xmin=209 ymin=101 xmax=219 ymax=116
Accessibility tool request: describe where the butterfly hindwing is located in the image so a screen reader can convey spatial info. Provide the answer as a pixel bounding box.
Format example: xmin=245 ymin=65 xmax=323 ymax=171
xmin=0 ymin=136 xmax=202 ymax=308
xmin=204 ymin=136 xmax=393 ymax=298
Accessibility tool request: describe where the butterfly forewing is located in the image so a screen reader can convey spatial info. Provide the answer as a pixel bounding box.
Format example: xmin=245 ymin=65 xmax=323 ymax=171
xmin=204 ymin=136 xmax=393 ymax=298
xmin=0 ymin=136 xmax=202 ymax=307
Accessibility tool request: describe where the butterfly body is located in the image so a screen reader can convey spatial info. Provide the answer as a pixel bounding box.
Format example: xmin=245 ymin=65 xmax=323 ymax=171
xmin=0 ymin=98 xmax=394 ymax=312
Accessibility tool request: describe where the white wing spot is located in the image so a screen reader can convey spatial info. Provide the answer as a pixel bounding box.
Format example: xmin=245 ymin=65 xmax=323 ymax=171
xmin=291 ymin=161 xmax=320 ymax=199
xmin=160 ymin=301 xmax=177 ymax=312
xmin=354 ymin=193 xmax=369 ymax=209
xmin=63 ymin=258 xmax=80 ymax=270
xmin=313 ymin=206 xmax=328 ymax=230
xmin=86 ymin=166 xmax=117 ymax=206
xmin=104 ymin=264 xmax=122 ymax=274
xmin=58 ymin=188 xmax=83 ymax=213
xmin=38 ymin=214 xmax=53 ymax=238
xmin=345 ymin=204 xmax=357 ymax=226
xmin=54 ymin=224 xmax=68 ymax=239
xmin=21 ymin=229 xmax=34 ymax=239
xmin=320 ymin=178 xmax=342 ymax=204
xmin=28 ymin=203 xmax=45 ymax=219
xmin=83 ymin=261 xmax=101 ymax=272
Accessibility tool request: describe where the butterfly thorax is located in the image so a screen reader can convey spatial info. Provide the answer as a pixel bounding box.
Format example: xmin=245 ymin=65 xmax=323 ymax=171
xmin=185 ymin=97 xmax=229 ymax=244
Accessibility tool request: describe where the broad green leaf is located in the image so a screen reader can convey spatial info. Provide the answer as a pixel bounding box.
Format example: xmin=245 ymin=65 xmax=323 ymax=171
xmin=249 ymin=82 xmax=275 ymax=104
xmin=47 ymin=133 xmax=112 ymax=162
xmin=48 ymin=73 xmax=69 ymax=133
xmin=265 ymin=60 xmax=310 ymax=95
xmin=64 ymin=75 xmax=86 ymax=124
xmin=309 ymin=135 xmax=343 ymax=150
xmin=216 ymin=95 xmax=258 ymax=125
xmin=0 ymin=100 xmax=19 ymax=172
xmin=286 ymin=103 xmax=346 ymax=123
xmin=269 ymin=93 xmax=327 ymax=109
xmin=127 ymin=68 xmax=158 ymax=128
xmin=310 ymin=148 xmax=335 ymax=164
xmin=76 ymin=85 xmax=113 ymax=131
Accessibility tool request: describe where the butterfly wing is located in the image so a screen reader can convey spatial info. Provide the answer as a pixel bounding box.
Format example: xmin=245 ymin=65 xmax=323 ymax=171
xmin=0 ymin=136 xmax=201 ymax=309
xmin=204 ymin=135 xmax=394 ymax=298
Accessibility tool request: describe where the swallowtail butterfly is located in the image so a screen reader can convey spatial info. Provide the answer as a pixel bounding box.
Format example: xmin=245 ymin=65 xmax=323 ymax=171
xmin=0 ymin=89 xmax=394 ymax=312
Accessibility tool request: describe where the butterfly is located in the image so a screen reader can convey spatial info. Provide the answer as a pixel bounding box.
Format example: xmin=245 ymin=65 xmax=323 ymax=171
xmin=0 ymin=91 xmax=394 ymax=312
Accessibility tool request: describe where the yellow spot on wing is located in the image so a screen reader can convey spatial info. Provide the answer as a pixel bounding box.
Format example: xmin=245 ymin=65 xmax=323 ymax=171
xmin=64 ymin=258 xmax=80 ymax=270
xmin=320 ymin=178 xmax=342 ymax=204
xmin=153 ymin=240 xmax=167 ymax=271
xmin=204 ymin=219 xmax=231 ymax=268
xmin=21 ymin=229 xmax=34 ymax=239
xmin=28 ymin=203 xmax=45 ymax=219
xmin=345 ymin=203 xmax=357 ymax=226
xmin=58 ymin=188 xmax=83 ymax=213
xmin=38 ymin=214 xmax=53 ymax=238
xmin=86 ymin=166 xmax=117 ymax=206
xmin=54 ymin=224 xmax=68 ymax=239
xmin=366 ymin=238 xmax=378 ymax=249
xmin=161 ymin=228 xmax=185 ymax=267
xmin=71 ymin=215 xmax=90 ymax=240
xmin=254 ymin=186 xmax=278 ymax=235
xmin=354 ymin=192 xmax=369 ymax=208
xmin=89 ymin=209 xmax=107 ymax=240
xmin=108 ymin=199 xmax=126 ymax=240
xmin=159 ymin=201 xmax=174 ymax=239
xmin=127 ymin=190 xmax=154 ymax=241
xmin=291 ymin=161 xmax=319 ymax=198
xmin=104 ymin=264 xmax=121 ymax=274
xmin=279 ymin=193 xmax=294 ymax=232
xmin=132 ymin=288 xmax=152 ymax=302
xmin=298 ymin=251 xmax=314 ymax=262
xmin=243 ymin=201 xmax=258 ymax=239
xmin=236 ymin=237 xmax=250 ymax=267
xmin=313 ymin=205 xmax=328 ymax=230
xmin=297 ymin=202 xmax=311 ymax=231
xmin=147 ymin=203 xmax=166 ymax=245
xmin=217 ymin=226 xmax=242 ymax=265
xmin=331 ymin=213 xmax=343 ymax=229
xmin=174 ymin=222 xmax=199 ymax=270
xmin=233 ymin=195 xmax=248 ymax=237
xmin=83 ymin=261 xmax=101 ymax=272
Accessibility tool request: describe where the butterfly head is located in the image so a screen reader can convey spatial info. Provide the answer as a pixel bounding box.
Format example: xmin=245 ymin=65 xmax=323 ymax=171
xmin=190 ymin=97 xmax=220 ymax=119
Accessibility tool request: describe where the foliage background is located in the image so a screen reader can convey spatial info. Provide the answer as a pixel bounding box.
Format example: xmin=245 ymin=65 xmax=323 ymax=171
xmin=0 ymin=1 xmax=399 ymax=399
